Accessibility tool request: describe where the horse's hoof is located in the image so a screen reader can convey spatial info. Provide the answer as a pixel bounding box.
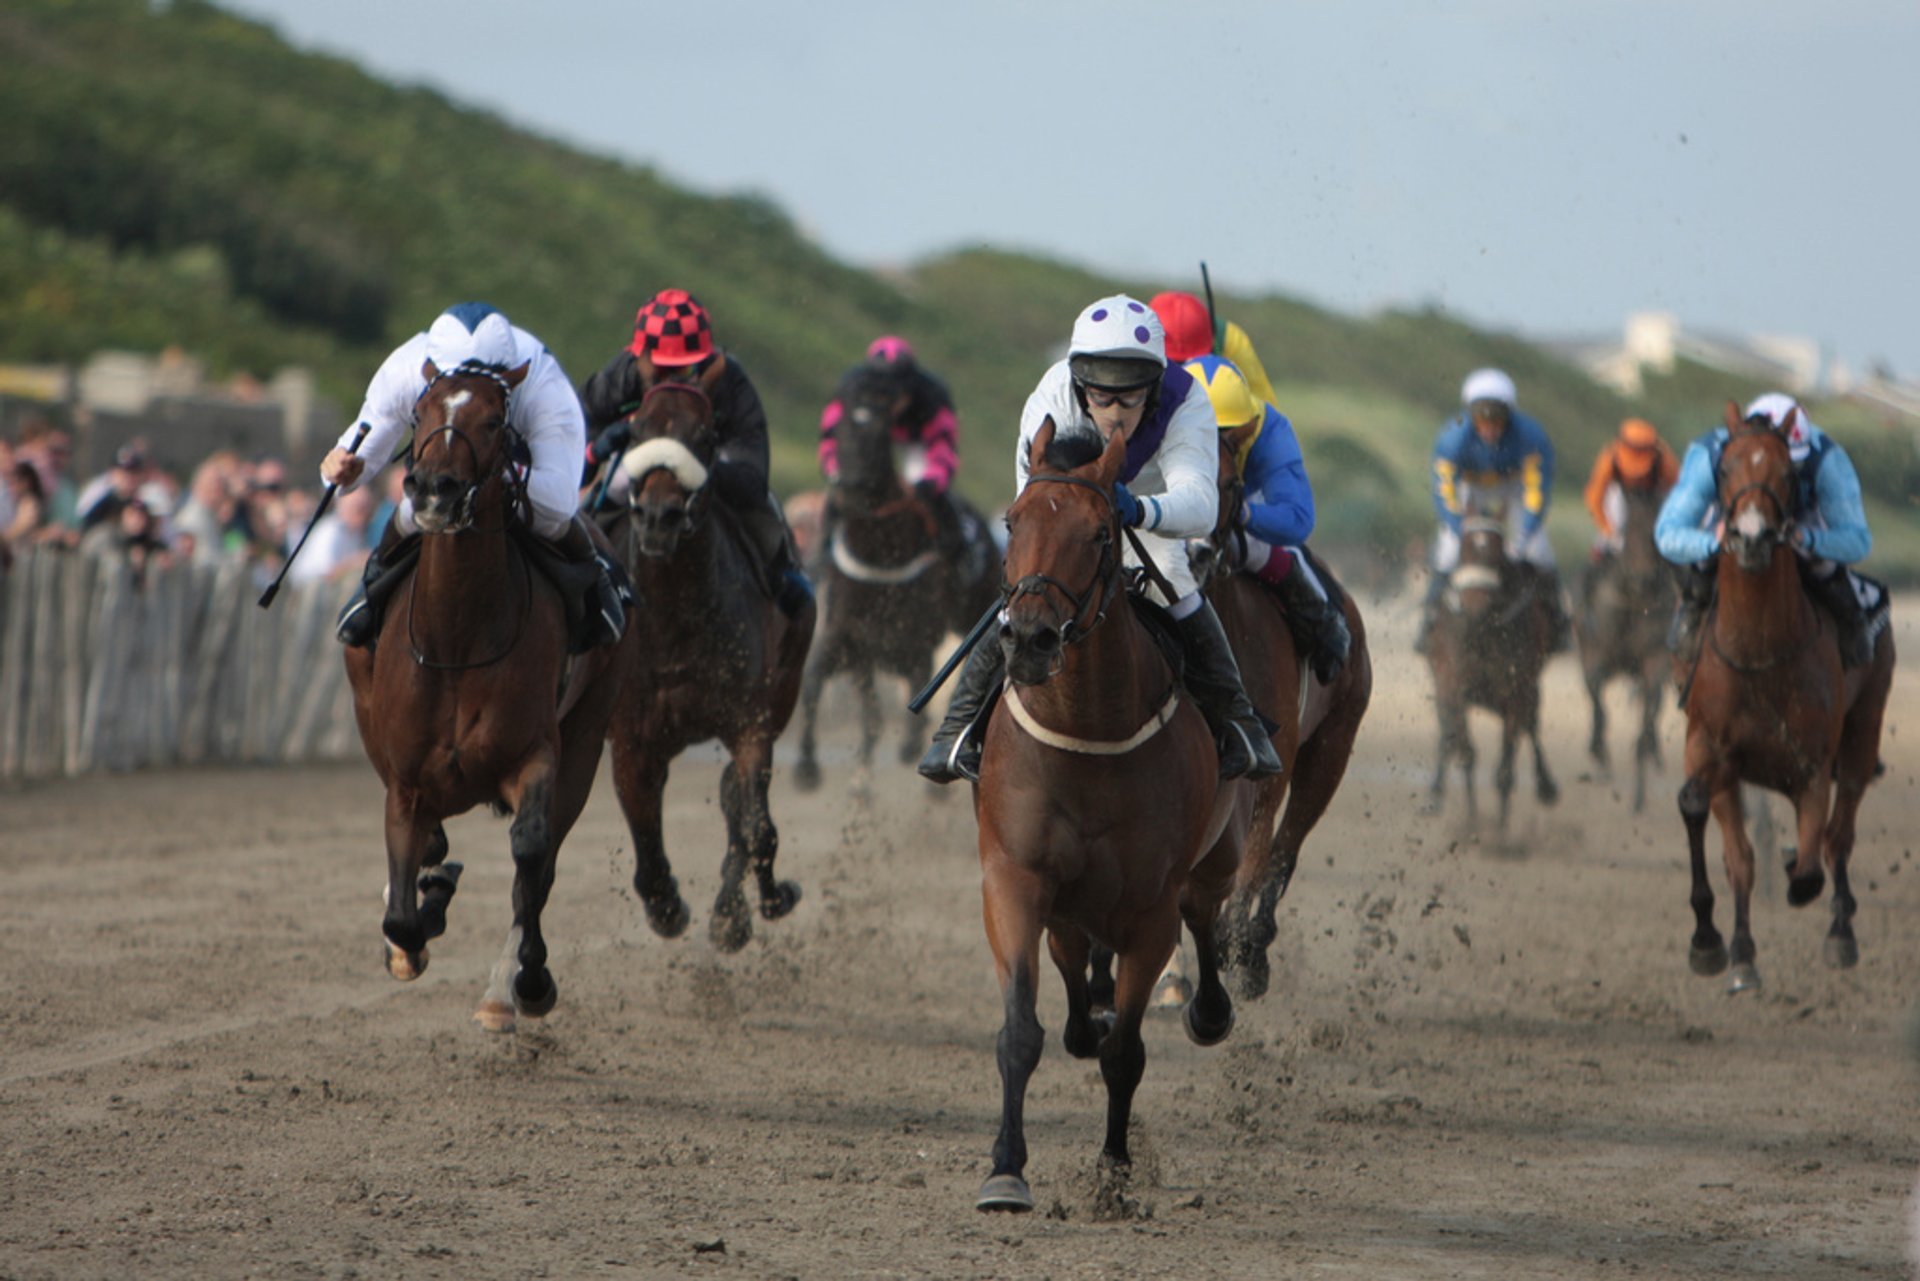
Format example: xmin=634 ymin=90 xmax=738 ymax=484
xmin=643 ymin=892 xmax=691 ymax=940
xmin=976 ymin=1174 xmax=1034 ymax=1213
xmin=1786 ymin=864 xmax=1826 ymax=907
xmin=1062 ymin=1020 xmax=1103 ymax=1060
xmin=1229 ymin=954 xmax=1271 ymax=1002
xmin=1537 ymin=778 xmax=1560 ymax=806
xmin=709 ymin=902 xmax=752 ymax=953
xmin=1151 ymin=973 xmax=1193 ymax=1009
xmin=514 ymin=968 xmax=558 ymax=1020
xmin=1689 ymin=942 xmax=1729 ymax=976
xmin=1184 ymin=999 xmax=1235 ymax=1047
xmin=791 ymin=759 xmax=822 ymax=793
xmin=473 ymin=999 xmax=515 ymax=1034
xmin=417 ymin=862 xmax=463 ymax=940
xmin=1727 ymin=963 xmax=1762 ymax=994
xmin=1823 ymin=935 xmax=1860 ymax=969
xmin=759 ymin=880 xmax=802 ymax=921
xmin=384 ymin=941 xmax=427 ymax=981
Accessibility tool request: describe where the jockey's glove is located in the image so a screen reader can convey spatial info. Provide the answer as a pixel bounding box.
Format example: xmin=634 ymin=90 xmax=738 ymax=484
xmin=587 ymin=422 xmax=634 ymax=466
xmin=912 ymin=477 xmax=944 ymax=502
xmin=1112 ymin=482 xmax=1144 ymax=529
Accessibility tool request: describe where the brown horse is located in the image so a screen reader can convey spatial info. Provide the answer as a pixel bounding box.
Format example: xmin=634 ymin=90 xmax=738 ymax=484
xmin=1576 ymin=484 xmax=1675 ymax=812
xmin=344 ymin=363 xmax=626 ymax=1031
xmin=607 ymin=379 xmax=814 ymax=950
xmin=1677 ymin=402 xmax=1894 ymax=993
xmin=792 ymin=368 xmax=999 ymax=790
xmin=970 ymin=419 xmax=1251 ymax=1213
xmin=1423 ymin=497 xmax=1559 ymax=830
xmin=1204 ymin=424 xmax=1374 ymax=1000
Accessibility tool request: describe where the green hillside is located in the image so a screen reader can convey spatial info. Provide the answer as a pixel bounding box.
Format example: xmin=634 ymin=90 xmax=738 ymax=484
xmin=3 ymin=0 xmax=1913 ymax=585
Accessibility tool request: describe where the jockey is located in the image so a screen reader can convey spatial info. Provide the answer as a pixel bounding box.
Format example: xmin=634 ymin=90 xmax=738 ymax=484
xmin=919 ymin=294 xmax=1284 ymax=784
xmin=1150 ymin=289 xmax=1279 ymax=406
xmin=323 ymin=302 xmax=627 ymax=651
xmin=1184 ymin=354 xmax=1351 ymax=683
xmin=817 ymin=336 xmax=973 ymax=570
xmin=1654 ymin=392 xmax=1876 ymax=667
xmin=1585 ymin=418 xmax=1680 ymax=555
xmin=1416 ymin=368 xmax=1573 ymax=655
xmin=578 ymin=288 xmax=813 ymax=618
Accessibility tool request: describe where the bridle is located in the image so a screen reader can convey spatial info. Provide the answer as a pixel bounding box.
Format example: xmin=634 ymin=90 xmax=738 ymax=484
xmin=1003 ymin=473 xmax=1122 ymax=650
xmin=1717 ymin=426 xmax=1797 ymax=560
xmin=407 ymin=367 xmax=529 ymax=534
xmin=624 ymin=381 xmax=718 ymax=528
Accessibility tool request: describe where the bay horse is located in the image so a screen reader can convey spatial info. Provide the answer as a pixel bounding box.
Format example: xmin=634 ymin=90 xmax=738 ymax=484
xmin=792 ymin=368 xmax=999 ymax=791
xmin=1204 ymin=423 xmax=1374 ymax=1000
xmin=1576 ymin=485 xmax=1674 ymax=812
xmin=344 ymin=362 xmax=626 ymax=1032
xmin=607 ymin=379 xmax=813 ymax=951
xmin=970 ymin=419 xmax=1251 ymax=1213
xmin=1677 ymin=402 xmax=1893 ymax=993
xmin=1423 ymin=495 xmax=1559 ymax=830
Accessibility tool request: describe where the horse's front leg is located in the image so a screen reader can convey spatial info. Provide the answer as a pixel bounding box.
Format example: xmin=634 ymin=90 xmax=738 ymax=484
xmin=476 ymin=750 xmax=559 ymax=1033
xmin=1786 ymin=774 xmax=1832 ymax=909
xmin=1710 ymin=782 xmax=1761 ymax=994
xmin=1494 ymin=716 xmax=1518 ymax=833
xmin=1632 ymin=672 xmax=1663 ymax=814
xmin=612 ymin=732 xmax=688 ymax=940
xmin=1585 ymin=663 xmax=1611 ymax=774
xmin=1100 ymin=909 xmax=1180 ymax=1175
xmin=977 ymin=857 xmax=1045 ymax=1213
xmin=1178 ymin=888 xmax=1236 ymax=1049
xmin=793 ymin=638 xmax=835 ymax=793
xmin=897 ymin=654 xmax=933 ymax=767
xmin=1423 ymin=696 xmax=1461 ymax=816
xmin=713 ymin=736 xmax=802 ymax=952
xmin=381 ymin=788 xmax=440 ymax=980
xmin=1822 ymin=778 xmax=1866 ymax=968
xmin=855 ymin=666 xmax=880 ymax=776
xmin=1047 ymin=926 xmax=1104 ymax=1059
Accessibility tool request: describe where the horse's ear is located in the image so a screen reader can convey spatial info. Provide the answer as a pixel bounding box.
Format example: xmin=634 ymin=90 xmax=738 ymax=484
xmin=1222 ymin=421 xmax=1259 ymax=460
xmin=1029 ymin=417 xmax=1057 ymax=472
xmin=422 ymin=358 xmax=441 ymax=383
xmin=1095 ymin=421 xmax=1128 ymax=481
xmin=1723 ymin=400 xmax=1744 ymax=432
xmin=503 ymin=361 xmax=530 ymax=390
xmin=1780 ymin=406 xmax=1799 ymax=437
xmin=699 ymin=351 xmax=729 ymax=394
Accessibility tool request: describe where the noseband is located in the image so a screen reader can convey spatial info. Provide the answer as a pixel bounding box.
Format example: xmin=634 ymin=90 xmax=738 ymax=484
xmin=624 ymin=382 xmax=717 ymax=521
xmin=1004 ymin=473 xmax=1121 ymax=648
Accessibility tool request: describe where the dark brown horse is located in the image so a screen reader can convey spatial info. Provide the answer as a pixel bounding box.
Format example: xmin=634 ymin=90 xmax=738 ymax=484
xmin=1423 ymin=497 xmax=1559 ymax=830
xmin=970 ymin=420 xmax=1251 ymax=1213
xmin=792 ymin=369 xmax=999 ymax=791
xmin=1576 ymin=484 xmax=1674 ymax=812
xmin=1204 ymin=423 xmax=1374 ymax=1000
xmin=344 ymin=363 xmax=626 ymax=1031
xmin=606 ymin=379 xmax=814 ymax=950
xmin=1678 ymin=402 xmax=1894 ymax=993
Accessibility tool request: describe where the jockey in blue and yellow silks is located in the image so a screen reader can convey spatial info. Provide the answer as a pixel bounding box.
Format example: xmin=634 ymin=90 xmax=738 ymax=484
xmin=1184 ymin=354 xmax=1350 ymax=683
xmin=1416 ymin=368 xmax=1573 ymax=654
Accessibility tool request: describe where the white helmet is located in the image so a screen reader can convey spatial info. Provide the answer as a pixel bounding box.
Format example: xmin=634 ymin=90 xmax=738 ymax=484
xmin=1068 ymin=294 xmax=1165 ymax=390
xmin=1460 ymin=368 xmax=1517 ymax=409
xmin=425 ymin=302 xmax=519 ymax=372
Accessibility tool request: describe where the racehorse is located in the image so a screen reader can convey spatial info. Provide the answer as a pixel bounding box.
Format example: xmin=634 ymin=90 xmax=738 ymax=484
xmin=970 ymin=419 xmax=1251 ymax=1213
xmin=1422 ymin=494 xmax=1559 ymax=831
xmin=792 ymin=368 xmax=999 ymax=790
xmin=1677 ymin=402 xmax=1893 ymax=993
xmin=1575 ymin=485 xmax=1674 ymax=812
xmin=344 ymin=362 xmax=626 ymax=1032
xmin=1204 ymin=423 xmax=1374 ymax=1000
xmin=606 ymin=379 xmax=813 ymax=951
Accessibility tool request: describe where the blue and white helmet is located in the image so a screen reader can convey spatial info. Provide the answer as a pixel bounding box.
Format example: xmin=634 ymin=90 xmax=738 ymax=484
xmin=1068 ymin=294 xmax=1166 ymax=390
xmin=425 ymin=302 xmax=519 ymax=373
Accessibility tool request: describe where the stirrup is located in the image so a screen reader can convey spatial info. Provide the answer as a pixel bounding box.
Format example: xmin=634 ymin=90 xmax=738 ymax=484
xmin=336 ymin=591 xmax=376 ymax=648
xmin=917 ymin=730 xmax=979 ymax=784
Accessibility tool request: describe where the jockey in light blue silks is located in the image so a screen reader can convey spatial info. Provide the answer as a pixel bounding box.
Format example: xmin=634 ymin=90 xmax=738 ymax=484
xmin=1415 ymin=368 xmax=1574 ymax=655
xmin=1654 ymin=392 xmax=1880 ymax=668
xmin=917 ymin=294 xmax=1284 ymax=785
xmin=1182 ymin=354 xmax=1350 ymax=683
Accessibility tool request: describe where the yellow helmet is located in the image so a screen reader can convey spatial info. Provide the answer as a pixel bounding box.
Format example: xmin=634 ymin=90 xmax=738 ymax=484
xmin=1184 ymin=355 xmax=1261 ymax=428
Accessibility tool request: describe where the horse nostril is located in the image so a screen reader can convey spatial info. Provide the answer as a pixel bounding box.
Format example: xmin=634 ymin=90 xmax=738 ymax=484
xmin=1032 ymin=627 xmax=1061 ymax=655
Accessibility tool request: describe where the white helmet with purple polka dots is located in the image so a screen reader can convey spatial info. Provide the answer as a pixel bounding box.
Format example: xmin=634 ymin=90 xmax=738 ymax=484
xmin=1068 ymin=294 xmax=1166 ymax=391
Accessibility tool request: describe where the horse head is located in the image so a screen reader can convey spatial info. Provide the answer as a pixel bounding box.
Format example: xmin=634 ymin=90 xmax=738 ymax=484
xmin=619 ymin=367 xmax=725 ymax=558
xmin=1449 ymin=489 xmax=1510 ymax=623
xmin=1000 ymin=418 xmax=1125 ymax=687
xmin=1189 ymin=423 xmax=1254 ymax=589
xmin=406 ymin=359 xmax=529 ymax=534
xmin=829 ymin=367 xmax=912 ymax=517
xmin=1717 ymin=400 xmax=1798 ymax=575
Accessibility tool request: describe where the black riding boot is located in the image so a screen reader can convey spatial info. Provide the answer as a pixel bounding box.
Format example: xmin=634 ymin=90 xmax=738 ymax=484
xmin=1412 ymin=569 xmax=1447 ymax=656
xmin=1804 ymin=565 xmax=1874 ymax=667
xmin=1666 ymin=562 xmax=1715 ymax=663
xmin=336 ymin=515 xmax=410 ymax=647
xmin=1176 ymin=602 xmax=1284 ymax=780
xmin=557 ymin=513 xmax=630 ymax=652
xmin=917 ymin=636 xmax=1007 ymax=784
xmin=1272 ymin=555 xmax=1350 ymax=684
xmin=743 ymin=496 xmax=814 ymax=619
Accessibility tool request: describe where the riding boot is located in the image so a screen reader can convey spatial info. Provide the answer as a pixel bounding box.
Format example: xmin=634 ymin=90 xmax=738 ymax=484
xmin=1412 ymin=569 xmax=1447 ymax=656
xmin=1666 ymin=562 xmax=1715 ymax=663
xmin=917 ymin=636 xmax=1006 ymax=784
xmin=1803 ymin=564 xmax=1875 ymax=667
xmin=1175 ymin=601 xmax=1285 ymax=780
xmin=336 ymin=514 xmax=409 ymax=647
xmin=743 ymin=496 xmax=814 ymax=619
xmin=1269 ymin=554 xmax=1350 ymax=684
xmin=557 ymin=512 xmax=630 ymax=652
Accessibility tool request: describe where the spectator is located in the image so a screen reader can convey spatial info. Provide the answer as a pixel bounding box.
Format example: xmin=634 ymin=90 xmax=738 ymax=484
xmin=288 ymin=484 xmax=377 ymax=586
xmin=170 ymin=451 xmax=252 ymax=565
xmin=2 ymin=458 xmax=50 ymax=568
xmin=77 ymin=443 xmax=154 ymax=533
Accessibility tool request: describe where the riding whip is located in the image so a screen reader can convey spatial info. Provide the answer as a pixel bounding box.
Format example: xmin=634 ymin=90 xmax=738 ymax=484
xmin=1199 ymin=260 xmax=1223 ymax=354
xmin=258 ymin=422 xmax=370 ymax=609
xmin=909 ymin=598 xmax=1002 ymax=715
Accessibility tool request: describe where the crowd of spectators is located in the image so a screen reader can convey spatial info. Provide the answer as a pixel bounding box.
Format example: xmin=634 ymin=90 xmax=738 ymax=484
xmin=0 ymin=416 xmax=386 ymax=590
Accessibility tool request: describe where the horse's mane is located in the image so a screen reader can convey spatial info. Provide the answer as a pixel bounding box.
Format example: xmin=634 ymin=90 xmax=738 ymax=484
xmin=1041 ymin=428 xmax=1105 ymax=472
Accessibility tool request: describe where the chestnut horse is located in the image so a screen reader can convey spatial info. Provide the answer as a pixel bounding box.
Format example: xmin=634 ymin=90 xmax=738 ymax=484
xmin=607 ymin=380 xmax=813 ymax=950
xmin=792 ymin=368 xmax=999 ymax=790
xmin=1576 ymin=484 xmax=1673 ymax=812
xmin=1678 ymin=403 xmax=1893 ymax=993
xmin=970 ymin=420 xmax=1251 ymax=1213
xmin=1423 ymin=496 xmax=1560 ymax=830
xmin=1205 ymin=423 xmax=1374 ymax=1000
xmin=344 ymin=363 xmax=626 ymax=1031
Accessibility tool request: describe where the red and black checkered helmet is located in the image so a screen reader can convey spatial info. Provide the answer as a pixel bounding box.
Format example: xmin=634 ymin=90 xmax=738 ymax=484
xmin=629 ymin=288 xmax=715 ymax=366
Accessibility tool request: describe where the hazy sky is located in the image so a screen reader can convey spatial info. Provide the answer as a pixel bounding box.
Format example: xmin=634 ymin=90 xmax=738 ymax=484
xmin=219 ymin=0 xmax=1920 ymax=378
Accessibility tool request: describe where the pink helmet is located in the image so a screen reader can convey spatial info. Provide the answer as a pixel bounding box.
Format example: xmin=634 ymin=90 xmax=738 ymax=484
xmin=865 ymin=335 xmax=916 ymax=369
